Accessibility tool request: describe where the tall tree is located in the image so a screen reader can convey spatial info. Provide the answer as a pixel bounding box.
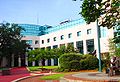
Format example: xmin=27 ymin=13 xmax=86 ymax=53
xmin=0 ymin=23 xmax=27 ymax=67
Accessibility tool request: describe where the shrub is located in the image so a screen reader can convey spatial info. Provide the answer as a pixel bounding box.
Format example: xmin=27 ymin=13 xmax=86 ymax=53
xmin=59 ymin=53 xmax=82 ymax=70
xmin=69 ymin=60 xmax=81 ymax=70
xmin=101 ymin=59 xmax=110 ymax=68
xmin=80 ymin=55 xmax=99 ymax=70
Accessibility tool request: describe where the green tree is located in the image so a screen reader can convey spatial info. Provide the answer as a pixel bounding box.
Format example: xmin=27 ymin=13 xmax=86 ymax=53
xmin=80 ymin=0 xmax=120 ymax=29
xmin=0 ymin=23 xmax=27 ymax=67
xmin=113 ymin=25 xmax=120 ymax=43
xmin=28 ymin=48 xmax=55 ymax=66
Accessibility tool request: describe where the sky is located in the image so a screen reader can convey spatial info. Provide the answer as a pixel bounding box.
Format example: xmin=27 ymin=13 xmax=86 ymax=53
xmin=0 ymin=0 xmax=82 ymax=26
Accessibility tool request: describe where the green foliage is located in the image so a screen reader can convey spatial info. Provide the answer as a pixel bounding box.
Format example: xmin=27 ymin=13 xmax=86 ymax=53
xmin=81 ymin=0 xmax=101 ymax=24
xmin=59 ymin=54 xmax=98 ymax=71
xmin=113 ymin=26 xmax=120 ymax=44
xmin=80 ymin=55 xmax=99 ymax=70
xmin=28 ymin=66 xmax=58 ymax=71
xmin=0 ymin=23 xmax=28 ymax=67
xmin=115 ymin=48 xmax=120 ymax=57
xmin=101 ymin=59 xmax=110 ymax=68
xmin=81 ymin=0 xmax=120 ymax=29
xmin=69 ymin=60 xmax=81 ymax=70
xmin=28 ymin=48 xmax=53 ymax=62
xmin=65 ymin=44 xmax=75 ymax=53
xmin=59 ymin=53 xmax=82 ymax=70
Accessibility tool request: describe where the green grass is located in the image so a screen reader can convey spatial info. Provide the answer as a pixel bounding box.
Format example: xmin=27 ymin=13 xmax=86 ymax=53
xmin=28 ymin=66 xmax=58 ymax=71
xmin=40 ymin=74 xmax=64 ymax=80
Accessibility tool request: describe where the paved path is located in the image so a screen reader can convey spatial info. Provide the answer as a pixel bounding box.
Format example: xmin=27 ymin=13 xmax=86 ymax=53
xmin=1 ymin=67 xmax=120 ymax=82
xmin=64 ymin=72 xmax=120 ymax=82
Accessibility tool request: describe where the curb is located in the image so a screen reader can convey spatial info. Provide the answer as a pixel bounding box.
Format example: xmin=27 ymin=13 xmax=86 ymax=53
xmin=11 ymin=74 xmax=43 ymax=82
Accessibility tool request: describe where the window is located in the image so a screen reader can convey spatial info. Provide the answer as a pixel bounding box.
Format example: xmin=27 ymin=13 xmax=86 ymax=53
xmin=47 ymin=38 xmax=50 ymax=43
xmin=87 ymin=29 xmax=91 ymax=35
xmin=35 ymin=40 xmax=39 ymax=44
xmin=26 ymin=40 xmax=32 ymax=45
xmin=68 ymin=33 xmax=72 ymax=38
xmin=100 ymin=27 xmax=107 ymax=37
xmin=42 ymin=40 xmax=44 ymax=44
xmin=53 ymin=37 xmax=56 ymax=41
xmin=77 ymin=31 xmax=81 ymax=36
xmin=61 ymin=35 xmax=64 ymax=40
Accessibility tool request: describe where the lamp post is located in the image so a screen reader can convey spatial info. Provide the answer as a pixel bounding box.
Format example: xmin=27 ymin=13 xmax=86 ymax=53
xmin=95 ymin=0 xmax=102 ymax=72
xmin=96 ymin=18 xmax=102 ymax=72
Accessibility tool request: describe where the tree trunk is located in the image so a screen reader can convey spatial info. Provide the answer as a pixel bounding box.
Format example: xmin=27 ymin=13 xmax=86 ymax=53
xmin=0 ymin=57 xmax=3 ymax=68
xmin=7 ymin=55 xmax=12 ymax=68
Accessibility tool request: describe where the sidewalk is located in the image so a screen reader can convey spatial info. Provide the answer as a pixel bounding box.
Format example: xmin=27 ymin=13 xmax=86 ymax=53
xmin=0 ymin=67 xmax=30 ymax=82
xmin=64 ymin=72 xmax=120 ymax=82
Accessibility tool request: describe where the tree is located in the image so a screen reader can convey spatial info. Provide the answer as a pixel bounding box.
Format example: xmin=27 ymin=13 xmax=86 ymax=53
xmin=28 ymin=48 xmax=55 ymax=66
xmin=113 ymin=25 xmax=120 ymax=43
xmin=0 ymin=23 xmax=27 ymax=67
xmin=81 ymin=0 xmax=120 ymax=29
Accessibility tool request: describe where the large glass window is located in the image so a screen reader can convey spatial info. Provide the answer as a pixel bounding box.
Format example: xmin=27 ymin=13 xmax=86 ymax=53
xmin=61 ymin=35 xmax=64 ymax=40
xmin=77 ymin=31 xmax=81 ymax=36
xmin=76 ymin=41 xmax=83 ymax=53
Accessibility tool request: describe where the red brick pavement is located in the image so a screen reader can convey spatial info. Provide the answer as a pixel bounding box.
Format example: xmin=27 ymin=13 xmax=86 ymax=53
xmin=0 ymin=67 xmax=30 ymax=82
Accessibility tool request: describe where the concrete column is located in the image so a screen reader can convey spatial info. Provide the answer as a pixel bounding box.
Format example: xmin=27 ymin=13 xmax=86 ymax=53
xmin=45 ymin=60 xmax=48 ymax=66
xmin=18 ymin=55 xmax=21 ymax=67
xmin=39 ymin=60 xmax=42 ymax=66
xmin=1 ymin=57 xmax=7 ymax=67
xmin=83 ymin=40 xmax=87 ymax=54
xmin=51 ymin=59 xmax=54 ymax=66
xmin=74 ymin=41 xmax=77 ymax=49
xmin=32 ymin=47 xmax=35 ymax=66
xmin=32 ymin=61 xmax=35 ymax=66
xmin=58 ymin=44 xmax=60 ymax=48
xmin=25 ymin=54 xmax=28 ymax=66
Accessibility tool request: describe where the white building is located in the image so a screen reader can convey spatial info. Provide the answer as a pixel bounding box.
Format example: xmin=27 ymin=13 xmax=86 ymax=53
xmin=19 ymin=19 xmax=114 ymax=66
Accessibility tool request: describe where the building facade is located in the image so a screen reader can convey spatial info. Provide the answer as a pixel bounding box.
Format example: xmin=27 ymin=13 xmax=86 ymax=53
xmin=17 ymin=19 xmax=114 ymax=66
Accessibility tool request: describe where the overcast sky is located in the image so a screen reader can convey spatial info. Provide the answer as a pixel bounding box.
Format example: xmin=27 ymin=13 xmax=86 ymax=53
xmin=0 ymin=0 xmax=82 ymax=26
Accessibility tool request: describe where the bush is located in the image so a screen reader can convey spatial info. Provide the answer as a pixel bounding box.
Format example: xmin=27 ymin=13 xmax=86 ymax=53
xmin=59 ymin=53 xmax=82 ymax=70
xmin=69 ymin=60 xmax=81 ymax=70
xmin=101 ymin=59 xmax=110 ymax=68
xmin=59 ymin=53 xmax=99 ymax=71
xmin=80 ymin=55 xmax=99 ymax=70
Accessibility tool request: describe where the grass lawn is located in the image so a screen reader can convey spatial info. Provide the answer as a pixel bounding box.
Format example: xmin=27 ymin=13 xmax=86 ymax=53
xmin=40 ymin=72 xmax=78 ymax=80
xmin=28 ymin=66 xmax=58 ymax=71
xmin=40 ymin=74 xmax=64 ymax=80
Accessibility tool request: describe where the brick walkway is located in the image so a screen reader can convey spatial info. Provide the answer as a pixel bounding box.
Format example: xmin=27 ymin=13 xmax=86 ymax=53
xmin=0 ymin=67 xmax=30 ymax=82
